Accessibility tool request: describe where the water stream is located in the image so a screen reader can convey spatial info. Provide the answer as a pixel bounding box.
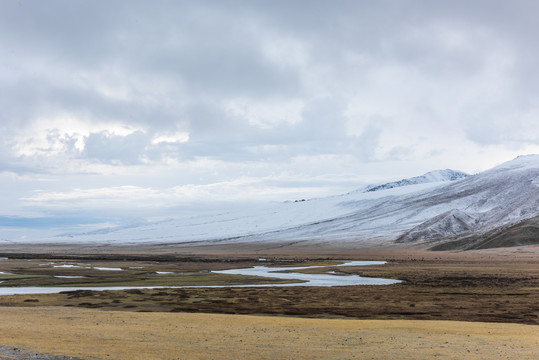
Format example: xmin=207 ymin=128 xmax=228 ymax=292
xmin=213 ymin=260 xmax=401 ymax=286
xmin=0 ymin=260 xmax=401 ymax=295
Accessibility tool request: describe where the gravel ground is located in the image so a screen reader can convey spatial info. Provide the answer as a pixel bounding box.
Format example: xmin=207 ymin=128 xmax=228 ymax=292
xmin=0 ymin=346 xmax=83 ymax=360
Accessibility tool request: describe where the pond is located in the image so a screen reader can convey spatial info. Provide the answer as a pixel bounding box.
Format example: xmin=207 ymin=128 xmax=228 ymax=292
xmin=0 ymin=260 xmax=401 ymax=295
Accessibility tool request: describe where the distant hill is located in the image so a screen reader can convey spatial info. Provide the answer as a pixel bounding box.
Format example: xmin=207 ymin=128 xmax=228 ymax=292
xmin=363 ymin=169 xmax=469 ymax=193
xmin=14 ymin=154 xmax=539 ymax=251
xmin=430 ymin=215 xmax=539 ymax=250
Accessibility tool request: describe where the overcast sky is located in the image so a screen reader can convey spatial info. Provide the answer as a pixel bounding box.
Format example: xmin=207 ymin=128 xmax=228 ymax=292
xmin=2 ymin=0 xmax=539 ymax=231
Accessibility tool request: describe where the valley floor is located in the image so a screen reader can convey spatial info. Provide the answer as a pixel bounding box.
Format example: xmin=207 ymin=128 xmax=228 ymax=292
xmin=0 ymin=307 xmax=537 ymax=360
xmin=0 ymin=244 xmax=537 ymax=359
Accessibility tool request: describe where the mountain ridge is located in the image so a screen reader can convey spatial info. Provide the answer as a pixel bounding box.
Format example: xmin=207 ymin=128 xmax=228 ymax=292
xmin=362 ymin=169 xmax=469 ymax=193
xmin=9 ymin=155 xmax=539 ymax=250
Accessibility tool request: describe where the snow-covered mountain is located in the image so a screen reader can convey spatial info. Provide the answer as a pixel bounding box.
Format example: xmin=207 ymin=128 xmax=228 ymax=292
xmin=25 ymin=155 xmax=539 ymax=250
xmin=362 ymin=169 xmax=469 ymax=193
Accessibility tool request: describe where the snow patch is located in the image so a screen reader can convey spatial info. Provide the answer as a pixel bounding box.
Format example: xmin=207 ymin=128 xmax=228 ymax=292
xmin=396 ymin=209 xmax=478 ymax=243
xmin=362 ymin=169 xmax=468 ymax=193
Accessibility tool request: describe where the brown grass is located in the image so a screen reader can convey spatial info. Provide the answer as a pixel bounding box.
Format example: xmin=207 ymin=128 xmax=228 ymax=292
xmin=0 ymin=245 xmax=537 ymax=359
xmin=0 ymin=307 xmax=537 ymax=360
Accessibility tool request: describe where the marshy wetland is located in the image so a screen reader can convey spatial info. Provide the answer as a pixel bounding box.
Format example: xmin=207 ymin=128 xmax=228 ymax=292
xmin=0 ymin=259 xmax=400 ymax=295
xmin=0 ymin=252 xmax=537 ymax=324
xmin=0 ymin=248 xmax=537 ymax=359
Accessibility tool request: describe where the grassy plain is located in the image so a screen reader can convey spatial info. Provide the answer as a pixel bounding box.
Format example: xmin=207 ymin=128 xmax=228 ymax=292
xmin=0 ymin=244 xmax=537 ymax=359
xmin=0 ymin=307 xmax=537 ymax=360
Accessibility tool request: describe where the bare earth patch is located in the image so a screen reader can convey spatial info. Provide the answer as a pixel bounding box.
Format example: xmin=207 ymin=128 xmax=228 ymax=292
xmin=0 ymin=345 xmax=82 ymax=360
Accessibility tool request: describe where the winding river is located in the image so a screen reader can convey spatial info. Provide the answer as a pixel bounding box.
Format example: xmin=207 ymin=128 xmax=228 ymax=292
xmin=213 ymin=260 xmax=401 ymax=286
xmin=0 ymin=260 xmax=401 ymax=295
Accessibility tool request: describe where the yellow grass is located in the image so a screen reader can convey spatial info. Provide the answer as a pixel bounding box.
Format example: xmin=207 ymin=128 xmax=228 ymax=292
xmin=0 ymin=307 xmax=537 ymax=359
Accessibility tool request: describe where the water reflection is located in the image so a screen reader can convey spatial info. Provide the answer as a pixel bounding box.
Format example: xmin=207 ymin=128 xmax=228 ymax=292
xmin=0 ymin=260 xmax=401 ymax=295
xmin=213 ymin=260 xmax=401 ymax=286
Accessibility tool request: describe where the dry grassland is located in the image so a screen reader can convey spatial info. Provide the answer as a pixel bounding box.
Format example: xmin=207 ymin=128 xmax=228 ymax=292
xmin=0 ymin=245 xmax=537 ymax=359
xmin=0 ymin=307 xmax=537 ymax=360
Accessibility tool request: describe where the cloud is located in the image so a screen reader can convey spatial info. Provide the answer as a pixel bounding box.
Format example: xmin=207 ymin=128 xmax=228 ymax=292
xmin=3 ymin=0 xmax=539 ymax=227
xmin=3 ymin=0 xmax=538 ymax=165
xmin=19 ymin=177 xmax=340 ymax=218
xmin=83 ymin=131 xmax=149 ymax=165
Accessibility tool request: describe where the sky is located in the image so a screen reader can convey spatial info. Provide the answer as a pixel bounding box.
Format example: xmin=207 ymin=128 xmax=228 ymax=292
xmin=2 ymin=0 xmax=539 ymax=233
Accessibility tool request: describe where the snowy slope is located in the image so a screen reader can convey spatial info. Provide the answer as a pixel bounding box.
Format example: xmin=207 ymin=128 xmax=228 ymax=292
xmin=46 ymin=180 xmax=447 ymax=245
xmin=362 ymin=169 xmax=469 ymax=193
xmin=17 ymin=155 xmax=539 ymax=248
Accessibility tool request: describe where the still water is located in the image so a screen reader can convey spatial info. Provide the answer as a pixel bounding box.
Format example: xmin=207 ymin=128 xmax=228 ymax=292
xmin=213 ymin=260 xmax=401 ymax=286
xmin=0 ymin=260 xmax=401 ymax=295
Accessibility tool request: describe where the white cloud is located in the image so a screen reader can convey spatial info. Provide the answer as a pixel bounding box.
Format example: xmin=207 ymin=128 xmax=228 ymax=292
xmin=151 ymin=132 xmax=190 ymax=145
xmin=19 ymin=176 xmax=341 ymax=218
xmin=224 ymin=98 xmax=304 ymax=129
xmin=1 ymin=1 xmax=539 ymax=228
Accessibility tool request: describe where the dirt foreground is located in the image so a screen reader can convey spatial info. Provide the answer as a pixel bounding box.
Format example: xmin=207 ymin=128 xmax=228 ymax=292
xmin=0 ymin=306 xmax=536 ymax=360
